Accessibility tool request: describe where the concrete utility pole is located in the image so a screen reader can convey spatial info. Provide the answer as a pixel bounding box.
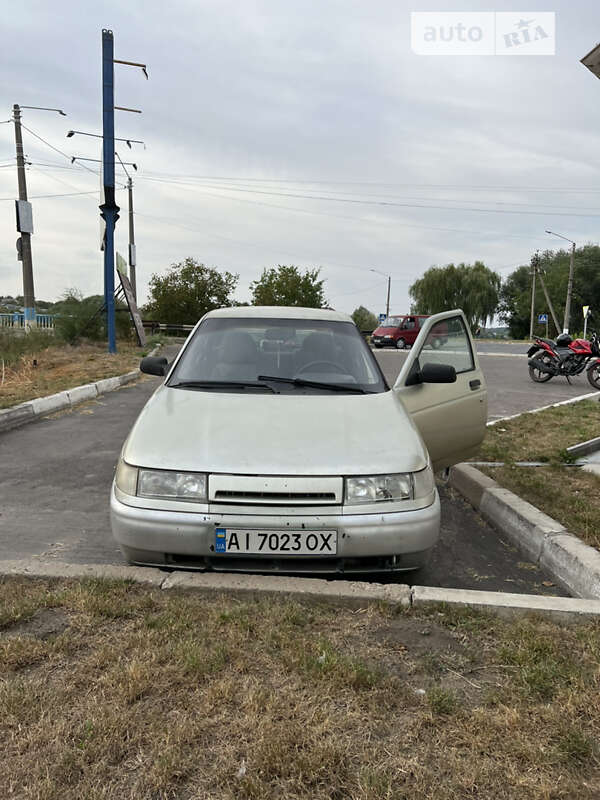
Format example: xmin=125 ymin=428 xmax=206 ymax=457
xmin=13 ymin=105 xmax=35 ymax=327
xmin=545 ymin=230 xmax=576 ymax=334
xmin=529 ymin=256 xmax=537 ymax=340
xmin=564 ymin=241 xmax=576 ymax=334
xmin=370 ymin=268 xmax=391 ymax=318
xmin=537 ymin=267 xmax=561 ymax=335
xmin=127 ymin=177 xmax=137 ymax=301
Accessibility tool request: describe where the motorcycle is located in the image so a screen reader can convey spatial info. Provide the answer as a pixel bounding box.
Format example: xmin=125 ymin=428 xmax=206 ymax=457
xmin=527 ymin=331 xmax=600 ymax=389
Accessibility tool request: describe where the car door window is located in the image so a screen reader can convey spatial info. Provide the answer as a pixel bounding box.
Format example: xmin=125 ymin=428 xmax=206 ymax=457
xmin=418 ymin=316 xmax=474 ymax=374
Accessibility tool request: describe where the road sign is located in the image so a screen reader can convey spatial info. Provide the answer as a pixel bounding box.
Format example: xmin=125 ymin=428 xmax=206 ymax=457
xmin=379 ymin=313 xmax=386 ymax=322
xmin=583 ymin=305 xmax=590 ymax=318
xmin=538 ymin=313 xmax=548 ymax=323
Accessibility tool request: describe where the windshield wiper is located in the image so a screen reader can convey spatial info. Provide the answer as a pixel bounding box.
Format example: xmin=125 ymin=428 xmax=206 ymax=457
xmin=170 ymin=380 xmax=278 ymax=393
xmin=257 ymin=375 xmax=372 ymax=394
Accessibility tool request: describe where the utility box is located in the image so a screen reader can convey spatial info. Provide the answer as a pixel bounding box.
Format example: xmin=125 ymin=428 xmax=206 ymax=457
xmin=15 ymin=200 xmax=33 ymax=234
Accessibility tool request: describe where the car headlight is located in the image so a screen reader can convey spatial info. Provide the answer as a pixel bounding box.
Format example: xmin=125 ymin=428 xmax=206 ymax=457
xmin=115 ymin=460 xmax=207 ymax=503
xmin=344 ymin=466 xmax=434 ymax=504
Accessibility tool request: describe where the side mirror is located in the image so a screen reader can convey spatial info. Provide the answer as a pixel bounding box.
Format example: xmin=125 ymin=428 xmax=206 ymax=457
xmin=421 ymin=363 xmax=456 ymax=383
xmin=140 ymin=356 xmax=168 ymax=376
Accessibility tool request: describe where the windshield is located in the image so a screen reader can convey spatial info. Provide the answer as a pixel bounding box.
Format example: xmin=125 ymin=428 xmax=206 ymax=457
xmin=381 ymin=316 xmax=404 ymax=327
xmin=169 ymin=317 xmax=388 ymax=393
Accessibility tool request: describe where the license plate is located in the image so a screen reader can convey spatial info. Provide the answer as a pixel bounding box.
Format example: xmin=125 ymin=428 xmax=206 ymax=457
xmin=215 ymin=528 xmax=337 ymax=555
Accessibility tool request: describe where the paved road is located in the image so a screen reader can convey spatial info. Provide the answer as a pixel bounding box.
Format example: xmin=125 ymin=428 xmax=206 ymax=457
xmin=0 ymin=344 xmax=564 ymax=596
xmin=374 ymin=345 xmax=598 ymax=420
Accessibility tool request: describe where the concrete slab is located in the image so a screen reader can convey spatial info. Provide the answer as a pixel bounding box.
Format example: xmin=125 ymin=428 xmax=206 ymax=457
xmin=67 ymin=383 xmax=98 ymax=406
xmin=95 ymin=376 xmax=122 ymax=394
xmin=119 ymin=371 xmax=139 ymax=386
xmin=412 ymin=585 xmax=600 ymax=622
xmin=479 ymin=487 xmax=567 ymax=562
xmin=30 ymin=392 xmax=70 ymax=416
xmin=0 ymin=403 xmax=34 ymax=431
xmin=449 ymin=463 xmax=498 ymax=508
xmin=162 ymin=570 xmax=411 ymax=609
xmin=540 ymin=533 xmax=600 ymax=599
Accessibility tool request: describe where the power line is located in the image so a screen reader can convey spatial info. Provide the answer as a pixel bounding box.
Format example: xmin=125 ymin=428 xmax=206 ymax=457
xmin=0 ymin=189 xmax=101 ymax=201
xmin=19 ymin=122 xmax=99 ymax=176
xmin=136 ymin=181 xmax=555 ymax=241
xmin=138 ymin=170 xmax=600 ymax=194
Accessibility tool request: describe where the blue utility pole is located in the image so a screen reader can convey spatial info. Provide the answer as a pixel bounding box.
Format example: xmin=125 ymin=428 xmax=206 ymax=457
xmin=100 ymin=29 xmax=119 ymax=353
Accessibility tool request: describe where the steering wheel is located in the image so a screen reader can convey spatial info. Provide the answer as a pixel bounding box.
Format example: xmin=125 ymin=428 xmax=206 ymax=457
xmin=296 ymin=360 xmax=346 ymax=374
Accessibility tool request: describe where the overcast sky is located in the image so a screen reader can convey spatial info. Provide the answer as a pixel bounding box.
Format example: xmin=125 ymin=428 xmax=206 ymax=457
xmin=2 ymin=0 xmax=600 ymax=317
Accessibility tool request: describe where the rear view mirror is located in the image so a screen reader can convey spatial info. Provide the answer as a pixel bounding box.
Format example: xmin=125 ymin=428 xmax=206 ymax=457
xmin=140 ymin=356 xmax=168 ymax=376
xmin=421 ymin=363 xmax=456 ymax=383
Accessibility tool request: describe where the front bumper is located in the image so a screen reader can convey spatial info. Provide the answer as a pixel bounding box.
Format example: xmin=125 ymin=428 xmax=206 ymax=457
xmin=371 ymin=337 xmax=396 ymax=347
xmin=110 ymin=486 xmax=441 ymax=574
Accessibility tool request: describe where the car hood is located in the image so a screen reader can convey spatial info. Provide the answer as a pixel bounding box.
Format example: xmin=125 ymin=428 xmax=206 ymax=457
xmin=373 ymin=326 xmax=399 ymax=336
xmin=122 ymin=385 xmax=428 ymax=476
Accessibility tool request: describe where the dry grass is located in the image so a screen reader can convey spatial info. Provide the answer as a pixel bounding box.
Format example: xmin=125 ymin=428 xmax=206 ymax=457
xmin=1 ymin=577 xmax=600 ymax=799
xmin=475 ymin=401 xmax=600 ymax=549
xmin=0 ymin=340 xmax=153 ymax=408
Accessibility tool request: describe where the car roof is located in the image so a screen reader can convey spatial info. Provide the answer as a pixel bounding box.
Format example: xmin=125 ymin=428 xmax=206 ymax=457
xmin=203 ymin=306 xmax=353 ymax=323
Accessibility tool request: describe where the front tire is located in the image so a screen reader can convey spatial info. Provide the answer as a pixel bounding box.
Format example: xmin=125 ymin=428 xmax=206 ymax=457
xmin=395 ymin=338 xmax=406 ymax=350
xmin=587 ymin=363 xmax=600 ymax=390
xmin=529 ymin=353 xmax=554 ymax=383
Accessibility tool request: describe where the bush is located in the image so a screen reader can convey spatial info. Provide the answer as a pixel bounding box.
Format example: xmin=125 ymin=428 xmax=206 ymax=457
xmin=0 ymin=329 xmax=55 ymax=368
xmin=53 ymin=291 xmax=132 ymax=344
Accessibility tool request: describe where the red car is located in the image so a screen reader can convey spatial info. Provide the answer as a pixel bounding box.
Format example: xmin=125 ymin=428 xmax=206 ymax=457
xmin=371 ymin=314 xmax=447 ymax=350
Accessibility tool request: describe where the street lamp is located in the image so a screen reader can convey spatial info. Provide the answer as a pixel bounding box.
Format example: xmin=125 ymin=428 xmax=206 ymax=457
xmin=67 ymin=130 xmax=145 ymax=149
xmin=545 ymin=230 xmax=576 ymax=334
xmin=370 ymin=268 xmax=391 ymax=319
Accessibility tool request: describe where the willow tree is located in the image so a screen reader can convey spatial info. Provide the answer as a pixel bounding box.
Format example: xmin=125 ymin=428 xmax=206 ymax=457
xmin=409 ymin=261 xmax=500 ymax=330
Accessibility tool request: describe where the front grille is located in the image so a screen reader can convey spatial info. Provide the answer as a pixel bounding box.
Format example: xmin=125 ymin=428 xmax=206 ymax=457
xmin=214 ymin=490 xmax=336 ymax=502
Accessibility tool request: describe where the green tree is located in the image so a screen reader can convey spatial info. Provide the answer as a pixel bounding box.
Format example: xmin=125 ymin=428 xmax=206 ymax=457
xmin=144 ymin=258 xmax=239 ymax=324
xmin=250 ymin=265 xmax=326 ymax=307
xmin=499 ymin=245 xmax=600 ymax=339
xmin=409 ymin=261 xmax=500 ymax=330
xmin=351 ymin=305 xmax=378 ymax=332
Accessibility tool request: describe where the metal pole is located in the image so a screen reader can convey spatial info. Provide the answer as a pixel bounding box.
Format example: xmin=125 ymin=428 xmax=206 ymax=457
xmin=563 ymin=242 xmax=575 ymax=334
xmin=385 ymin=276 xmax=391 ymax=319
xmin=529 ymin=260 xmax=536 ymax=340
xmin=584 ymin=312 xmax=589 ymax=339
xmin=100 ymin=29 xmax=119 ymax=354
xmin=13 ymin=104 xmax=35 ymax=328
xmin=127 ymin=177 xmax=137 ymax=301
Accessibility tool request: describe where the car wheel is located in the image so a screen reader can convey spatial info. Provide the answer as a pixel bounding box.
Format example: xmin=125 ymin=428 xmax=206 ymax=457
xmin=395 ymin=338 xmax=406 ymax=350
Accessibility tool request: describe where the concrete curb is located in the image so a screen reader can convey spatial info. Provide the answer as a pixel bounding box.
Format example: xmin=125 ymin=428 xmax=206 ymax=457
xmin=2 ymin=558 xmax=600 ymax=622
xmin=0 ymin=346 xmax=160 ymax=433
xmin=449 ymin=463 xmax=600 ymax=600
xmin=411 ymin=585 xmax=600 ymax=622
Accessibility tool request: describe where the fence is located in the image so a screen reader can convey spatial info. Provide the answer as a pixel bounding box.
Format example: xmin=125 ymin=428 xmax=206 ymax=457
xmin=0 ymin=313 xmax=55 ymax=330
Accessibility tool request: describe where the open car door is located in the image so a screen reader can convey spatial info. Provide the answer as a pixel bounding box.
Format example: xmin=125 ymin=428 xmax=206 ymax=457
xmin=394 ymin=310 xmax=487 ymax=472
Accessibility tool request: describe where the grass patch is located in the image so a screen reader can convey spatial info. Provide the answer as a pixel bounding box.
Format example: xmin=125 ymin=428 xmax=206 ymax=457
xmin=0 ymin=336 xmax=164 ymax=408
xmin=1 ymin=577 xmax=600 ymax=799
xmin=475 ymin=401 xmax=600 ymax=549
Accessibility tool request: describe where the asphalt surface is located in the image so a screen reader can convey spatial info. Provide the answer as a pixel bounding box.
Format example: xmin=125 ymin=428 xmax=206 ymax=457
xmin=0 ymin=341 xmax=574 ymax=595
xmin=375 ymin=340 xmax=599 ymax=420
